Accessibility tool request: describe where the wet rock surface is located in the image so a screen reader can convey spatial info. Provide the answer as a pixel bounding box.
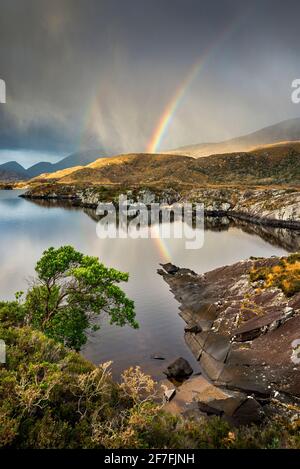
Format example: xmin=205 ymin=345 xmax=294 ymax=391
xmin=158 ymin=256 xmax=300 ymax=400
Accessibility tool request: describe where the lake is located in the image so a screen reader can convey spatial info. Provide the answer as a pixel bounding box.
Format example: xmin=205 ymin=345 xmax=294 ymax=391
xmin=0 ymin=190 xmax=298 ymax=379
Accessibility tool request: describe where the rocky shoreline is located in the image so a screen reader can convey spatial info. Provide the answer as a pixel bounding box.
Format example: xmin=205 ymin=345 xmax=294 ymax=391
xmin=17 ymin=185 xmax=300 ymax=425
xmin=20 ymin=185 xmax=300 ymax=229
xmin=158 ymin=255 xmax=300 ymax=423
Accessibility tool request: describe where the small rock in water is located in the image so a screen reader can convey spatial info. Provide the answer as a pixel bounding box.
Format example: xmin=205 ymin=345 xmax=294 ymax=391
xmin=151 ymin=354 xmax=165 ymax=360
xmin=164 ymin=357 xmax=193 ymax=380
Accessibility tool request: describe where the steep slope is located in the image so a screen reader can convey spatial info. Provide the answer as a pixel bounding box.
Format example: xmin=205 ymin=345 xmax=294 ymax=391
xmin=169 ymin=118 xmax=300 ymax=158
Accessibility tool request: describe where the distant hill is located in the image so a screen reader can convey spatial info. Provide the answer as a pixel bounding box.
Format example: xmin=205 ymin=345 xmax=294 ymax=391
xmin=31 ymin=166 xmax=84 ymax=181
xmin=0 ymin=161 xmax=28 ymax=181
xmin=50 ymin=149 xmax=108 ymax=172
xmin=31 ymin=153 xmax=197 ymax=185
xmin=3 ymin=118 xmax=300 ymax=182
xmin=0 ymin=149 xmax=108 ymax=181
xmin=26 ymin=149 xmax=108 ymax=178
xmin=26 ymin=162 xmax=54 ymax=178
xmin=31 ymin=141 xmax=300 ymax=187
xmin=168 ymin=118 xmax=300 ymax=158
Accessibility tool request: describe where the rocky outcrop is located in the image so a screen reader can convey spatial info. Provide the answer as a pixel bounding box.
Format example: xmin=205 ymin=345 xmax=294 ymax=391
xmin=232 ymin=190 xmax=300 ymax=227
xmin=163 ymin=374 xmax=265 ymax=426
xmin=21 ymin=185 xmax=300 ymax=228
xmin=185 ymin=188 xmax=300 ymax=228
xmin=158 ymin=255 xmax=300 ymax=399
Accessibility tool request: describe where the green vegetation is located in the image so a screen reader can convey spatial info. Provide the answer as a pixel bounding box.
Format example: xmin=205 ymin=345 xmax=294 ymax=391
xmin=22 ymin=246 xmax=137 ymax=350
xmin=250 ymin=253 xmax=300 ymax=297
xmin=0 ymin=247 xmax=300 ymax=448
xmin=191 ymin=147 xmax=300 ymax=185
xmin=1 ymin=307 xmax=300 ymax=449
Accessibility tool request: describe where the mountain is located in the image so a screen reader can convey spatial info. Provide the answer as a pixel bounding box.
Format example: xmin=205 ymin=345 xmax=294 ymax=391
xmin=3 ymin=118 xmax=300 ymax=181
xmin=50 ymin=149 xmax=108 ymax=172
xmin=0 ymin=149 xmax=108 ymax=181
xmin=0 ymin=161 xmax=28 ymax=181
xmin=26 ymin=162 xmax=54 ymax=178
xmin=26 ymin=149 xmax=108 ymax=178
xmin=168 ymin=118 xmax=300 ymax=158
xmin=30 ymin=141 xmax=300 ymax=187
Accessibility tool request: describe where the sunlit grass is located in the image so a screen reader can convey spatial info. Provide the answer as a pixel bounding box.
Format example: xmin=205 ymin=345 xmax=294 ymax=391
xmin=250 ymin=253 xmax=300 ymax=297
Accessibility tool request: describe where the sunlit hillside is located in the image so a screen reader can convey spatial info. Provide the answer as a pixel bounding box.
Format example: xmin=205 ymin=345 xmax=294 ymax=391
xmin=27 ymin=142 xmax=300 ymax=188
xmin=168 ymin=118 xmax=300 ymax=158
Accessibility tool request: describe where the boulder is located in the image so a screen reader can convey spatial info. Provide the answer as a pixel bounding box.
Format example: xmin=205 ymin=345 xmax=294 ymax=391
xmin=161 ymin=263 xmax=179 ymax=275
xmin=230 ymin=396 xmax=264 ymax=426
xmin=164 ymin=357 xmax=193 ymax=380
xmin=194 ymin=383 xmax=246 ymax=416
xmin=163 ymin=374 xmax=264 ymax=425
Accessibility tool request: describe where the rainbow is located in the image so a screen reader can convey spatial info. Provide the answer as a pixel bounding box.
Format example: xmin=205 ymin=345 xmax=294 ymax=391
xmin=77 ymin=13 xmax=247 ymax=263
xmin=146 ymin=15 xmax=246 ymax=154
xmin=150 ymin=224 xmax=172 ymax=262
xmin=147 ymin=60 xmax=203 ymax=153
xmin=146 ymin=12 xmax=248 ymax=261
xmin=154 ymin=238 xmax=172 ymax=263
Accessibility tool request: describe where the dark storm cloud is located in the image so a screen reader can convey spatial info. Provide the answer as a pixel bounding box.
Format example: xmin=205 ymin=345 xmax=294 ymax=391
xmin=0 ymin=0 xmax=300 ymax=162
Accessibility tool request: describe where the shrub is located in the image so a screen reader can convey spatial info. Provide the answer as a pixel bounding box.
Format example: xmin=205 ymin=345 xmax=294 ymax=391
xmin=250 ymin=253 xmax=300 ymax=297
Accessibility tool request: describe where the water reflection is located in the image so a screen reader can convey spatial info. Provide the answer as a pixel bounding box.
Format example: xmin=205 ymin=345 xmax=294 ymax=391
xmin=25 ymin=197 xmax=300 ymax=252
xmin=0 ymin=191 xmax=298 ymax=379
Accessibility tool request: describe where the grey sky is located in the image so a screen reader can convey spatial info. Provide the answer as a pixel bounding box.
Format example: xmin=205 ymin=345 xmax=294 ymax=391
xmin=0 ymin=0 xmax=300 ymax=165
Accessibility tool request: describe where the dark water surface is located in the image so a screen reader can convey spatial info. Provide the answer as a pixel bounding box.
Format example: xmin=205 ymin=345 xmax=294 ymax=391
xmin=0 ymin=190 xmax=298 ymax=379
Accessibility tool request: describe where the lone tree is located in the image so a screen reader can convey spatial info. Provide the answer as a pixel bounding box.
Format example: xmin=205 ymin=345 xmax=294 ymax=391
xmin=24 ymin=246 xmax=137 ymax=350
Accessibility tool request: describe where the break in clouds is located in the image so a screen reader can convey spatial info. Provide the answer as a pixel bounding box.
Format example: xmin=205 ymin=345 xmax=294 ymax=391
xmin=1 ymin=0 xmax=300 ymax=164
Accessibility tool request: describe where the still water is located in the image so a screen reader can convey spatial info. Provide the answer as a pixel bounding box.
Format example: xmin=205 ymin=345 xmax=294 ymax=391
xmin=0 ymin=190 xmax=298 ymax=379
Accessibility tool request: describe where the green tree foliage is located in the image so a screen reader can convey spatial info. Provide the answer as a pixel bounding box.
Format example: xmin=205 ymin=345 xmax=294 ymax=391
xmin=24 ymin=246 xmax=137 ymax=350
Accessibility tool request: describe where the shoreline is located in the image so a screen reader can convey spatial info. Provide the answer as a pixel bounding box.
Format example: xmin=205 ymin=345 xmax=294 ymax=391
xmin=20 ymin=191 xmax=300 ymax=230
xmin=158 ymin=254 xmax=300 ymax=420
